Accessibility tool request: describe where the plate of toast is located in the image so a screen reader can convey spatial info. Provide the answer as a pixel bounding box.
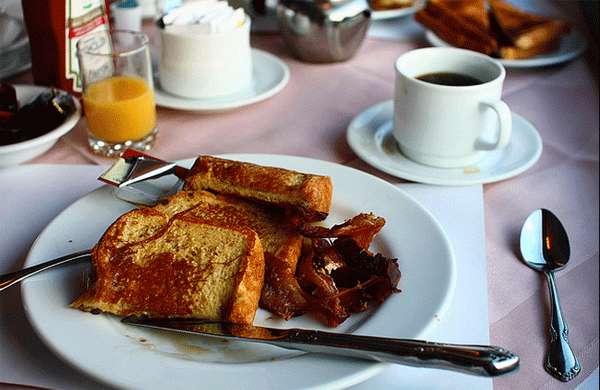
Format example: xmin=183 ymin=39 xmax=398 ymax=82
xmin=369 ymin=0 xmax=426 ymax=21
xmin=21 ymin=154 xmax=455 ymax=390
xmin=416 ymin=0 xmax=587 ymax=68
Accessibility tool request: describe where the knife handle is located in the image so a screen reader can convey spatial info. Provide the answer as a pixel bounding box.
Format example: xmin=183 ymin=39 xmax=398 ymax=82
xmin=275 ymin=330 xmax=519 ymax=377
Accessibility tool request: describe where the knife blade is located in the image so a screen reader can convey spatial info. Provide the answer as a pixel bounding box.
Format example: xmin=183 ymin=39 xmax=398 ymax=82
xmin=98 ymin=148 xmax=190 ymax=188
xmin=121 ymin=317 xmax=519 ymax=377
xmin=98 ymin=149 xmax=190 ymax=206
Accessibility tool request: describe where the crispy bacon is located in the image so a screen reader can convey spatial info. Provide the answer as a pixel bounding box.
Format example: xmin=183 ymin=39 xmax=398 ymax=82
xmin=296 ymin=243 xmax=349 ymax=327
xmin=293 ymin=221 xmax=400 ymax=327
xmin=295 ymin=213 xmax=385 ymax=250
xmin=259 ymin=254 xmax=310 ymax=320
xmin=334 ymin=238 xmax=401 ymax=291
xmin=296 ymin=241 xmax=339 ymax=296
xmin=263 ymin=213 xmax=400 ymax=327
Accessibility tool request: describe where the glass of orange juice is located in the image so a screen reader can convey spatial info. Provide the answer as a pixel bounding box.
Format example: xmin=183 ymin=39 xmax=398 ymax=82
xmin=77 ymin=30 xmax=156 ymax=157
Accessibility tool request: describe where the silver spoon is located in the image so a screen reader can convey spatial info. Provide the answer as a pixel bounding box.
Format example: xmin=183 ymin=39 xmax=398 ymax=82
xmin=519 ymin=208 xmax=581 ymax=381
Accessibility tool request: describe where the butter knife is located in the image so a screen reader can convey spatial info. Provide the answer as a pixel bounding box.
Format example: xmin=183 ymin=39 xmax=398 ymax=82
xmin=122 ymin=317 xmax=519 ymax=377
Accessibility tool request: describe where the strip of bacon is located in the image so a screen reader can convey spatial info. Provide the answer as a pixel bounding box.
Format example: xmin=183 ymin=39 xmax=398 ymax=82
xmin=295 ymin=213 xmax=385 ymax=250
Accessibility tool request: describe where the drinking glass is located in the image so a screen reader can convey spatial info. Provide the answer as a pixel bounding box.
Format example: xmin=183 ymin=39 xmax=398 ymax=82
xmin=77 ymin=30 xmax=157 ymax=157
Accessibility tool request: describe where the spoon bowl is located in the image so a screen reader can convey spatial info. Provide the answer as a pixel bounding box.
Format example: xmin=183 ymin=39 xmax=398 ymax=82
xmin=519 ymin=208 xmax=580 ymax=382
xmin=520 ymin=208 xmax=570 ymax=272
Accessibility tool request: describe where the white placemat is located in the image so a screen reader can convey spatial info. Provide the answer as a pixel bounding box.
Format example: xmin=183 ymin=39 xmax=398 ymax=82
xmin=351 ymin=183 xmax=492 ymax=389
xmin=0 ymin=165 xmax=490 ymax=389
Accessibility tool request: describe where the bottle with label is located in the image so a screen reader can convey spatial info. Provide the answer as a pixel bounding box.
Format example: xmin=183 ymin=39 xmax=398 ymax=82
xmin=21 ymin=0 xmax=112 ymax=95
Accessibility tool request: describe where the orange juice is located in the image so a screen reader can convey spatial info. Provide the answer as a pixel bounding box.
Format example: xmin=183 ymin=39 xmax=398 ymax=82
xmin=84 ymin=76 xmax=156 ymax=143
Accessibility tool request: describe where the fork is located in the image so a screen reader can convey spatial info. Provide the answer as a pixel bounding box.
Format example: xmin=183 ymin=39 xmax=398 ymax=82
xmin=0 ymin=249 xmax=91 ymax=292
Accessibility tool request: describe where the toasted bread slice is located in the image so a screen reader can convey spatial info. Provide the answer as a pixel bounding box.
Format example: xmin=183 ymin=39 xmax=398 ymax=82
xmin=512 ymin=20 xmax=570 ymax=50
xmin=179 ymin=190 xmax=303 ymax=271
xmin=499 ymin=38 xmax=560 ymax=59
xmin=489 ymin=0 xmax=548 ymax=36
xmin=174 ymin=190 xmax=305 ymax=316
xmin=133 ymin=190 xmax=302 ymax=266
xmin=72 ymin=213 xmax=264 ymax=325
xmin=415 ymin=0 xmax=497 ymax=55
xmin=184 ymin=156 xmax=333 ymax=222
xmin=144 ymin=190 xmax=302 ymax=270
xmin=72 ymin=189 xmax=303 ymax=324
xmin=489 ymin=0 xmax=569 ymax=50
xmin=369 ymin=0 xmax=414 ymax=11
xmin=454 ymin=0 xmax=490 ymax=33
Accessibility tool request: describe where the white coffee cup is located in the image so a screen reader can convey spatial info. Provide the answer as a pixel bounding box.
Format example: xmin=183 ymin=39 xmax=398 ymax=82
xmin=393 ymin=47 xmax=512 ymax=168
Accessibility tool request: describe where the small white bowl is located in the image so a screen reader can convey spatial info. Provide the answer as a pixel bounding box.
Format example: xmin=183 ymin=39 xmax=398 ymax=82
xmin=0 ymin=85 xmax=81 ymax=168
xmin=159 ymin=16 xmax=252 ymax=99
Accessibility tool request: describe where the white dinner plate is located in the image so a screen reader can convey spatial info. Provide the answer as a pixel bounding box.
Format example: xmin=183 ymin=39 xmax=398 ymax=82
xmin=370 ymin=0 xmax=425 ymax=21
xmin=347 ymin=100 xmax=543 ymax=186
xmin=425 ymin=29 xmax=587 ymax=68
xmin=21 ymin=154 xmax=456 ymax=390
xmin=154 ymin=49 xmax=289 ymax=112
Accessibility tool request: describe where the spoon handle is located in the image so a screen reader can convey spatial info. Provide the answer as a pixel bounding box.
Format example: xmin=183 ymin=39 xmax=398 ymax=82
xmin=545 ymin=271 xmax=581 ymax=381
xmin=0 ymin=250 xmax=91 ymax=292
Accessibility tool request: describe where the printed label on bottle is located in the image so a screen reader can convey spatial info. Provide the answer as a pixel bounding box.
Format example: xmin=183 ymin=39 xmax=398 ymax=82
xmin=65 ymin=0 xmax=110 ymax=92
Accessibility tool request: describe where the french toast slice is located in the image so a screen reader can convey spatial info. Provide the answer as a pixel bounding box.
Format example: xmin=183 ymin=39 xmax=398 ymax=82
xmin=453 ymin=0 xmax=490 ymax=33
xmin=369 ymin=0 xmax=414 ymax=11
xmin=489 ymin=0 xmax=570 ymax=51
xmin=122 ymin=190 xmax=301 ymax=269
xmin=184 ymin=156 xmax=333 ymax=222
xmin=498 ymin=38 xmax=560 ymax=60
xmin=415 ymin=0 xmax=497 ymax=55
xmin=72 ymin=213 xmax=264 ymax=325
xmin=179 ymin=190 xmax=303 ymax=271
xmin=176 ymin=191 xmax=306 ymax=316
xmin=72 ymin=190 xmax=303 ymax=324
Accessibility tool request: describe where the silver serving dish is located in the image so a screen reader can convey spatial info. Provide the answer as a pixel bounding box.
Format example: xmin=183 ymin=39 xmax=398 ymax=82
xmin=277 ymin=0 xmax=371 ymax=63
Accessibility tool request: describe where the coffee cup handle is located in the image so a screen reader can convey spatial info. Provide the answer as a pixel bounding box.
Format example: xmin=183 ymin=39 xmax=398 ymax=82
xmin=479 ymin=100 xmax=512 ymax=150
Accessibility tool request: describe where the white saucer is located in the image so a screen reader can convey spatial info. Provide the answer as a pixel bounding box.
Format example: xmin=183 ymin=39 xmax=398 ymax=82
xmin=154 ymin=49 xmax=289 ymax=112
xmin=425 ymin=29 xmax=587 ymax=69
xmin=346 ymin=100 xmax=543 ymax=186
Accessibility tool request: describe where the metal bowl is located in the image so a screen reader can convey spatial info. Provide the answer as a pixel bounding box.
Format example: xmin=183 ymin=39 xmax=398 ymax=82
xmin=277 ymin=0 xmax=371 ymax=63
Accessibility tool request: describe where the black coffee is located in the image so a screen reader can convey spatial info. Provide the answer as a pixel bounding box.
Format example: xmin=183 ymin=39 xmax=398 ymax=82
xmin=416 ymin=72 xmax=483 ymax=86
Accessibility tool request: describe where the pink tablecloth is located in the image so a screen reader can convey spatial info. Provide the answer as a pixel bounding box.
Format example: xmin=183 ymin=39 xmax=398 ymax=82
xmin=4 ymin=3 xmax=599 ymax=390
